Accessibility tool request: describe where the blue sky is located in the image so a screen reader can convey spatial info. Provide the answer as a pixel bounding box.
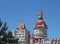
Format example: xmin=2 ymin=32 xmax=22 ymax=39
xmin=0 ymin=0 xmax=60 ymax=38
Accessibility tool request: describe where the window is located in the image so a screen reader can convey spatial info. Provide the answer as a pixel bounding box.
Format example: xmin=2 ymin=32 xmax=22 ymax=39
xmin=15 ymin=31 xmax=18 ymax=33
xmin=16 ymin=34 xmax=18 ymax=35
xmin=19 ymin=34 xmax=21 ymax=35
xmin=19 ymin=36 xmax=21 ymax=38
xmin=22 ymin=36 xmax=25 ymax=38
xmin=21 ymin=30 xmax=24 ymax=33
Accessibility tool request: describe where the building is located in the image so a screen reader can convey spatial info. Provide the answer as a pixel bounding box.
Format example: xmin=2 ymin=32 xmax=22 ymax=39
xmin=33 ymin=10 xmax=48 ymax=44
xmin=33 ymin=10 xmax=60 ymax=44
xmin=13 ymin=10 xmax=60 ymax=44
xmin=13 ymin=22 xmax=30 ymax=44
xmin=30 ymin=34 xmax=34 ymax=44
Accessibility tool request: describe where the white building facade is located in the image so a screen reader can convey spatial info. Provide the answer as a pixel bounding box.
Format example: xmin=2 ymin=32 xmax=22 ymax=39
xmin=32 ymin=10 xmax=60 ymax=44
xmin=12 ymin=10 xmax=60 ymax=44
xmin=12 ymin=22 xmax=30 ymax=44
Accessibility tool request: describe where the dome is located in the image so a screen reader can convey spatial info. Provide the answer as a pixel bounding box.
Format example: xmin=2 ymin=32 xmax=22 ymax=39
xmin=37 ymin=19 xmax=44 ymax=24
xmin=35 ymin=25 xmax=42 ymax=28
xmin=34 ymin=19 xmax=47 ymax=29
xmin=34 ymin=19 xmax=44 ymax=28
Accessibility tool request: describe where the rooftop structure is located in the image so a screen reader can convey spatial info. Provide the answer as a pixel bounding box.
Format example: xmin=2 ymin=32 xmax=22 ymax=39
xmin=12 ymin=10 xmax=60 ymax=44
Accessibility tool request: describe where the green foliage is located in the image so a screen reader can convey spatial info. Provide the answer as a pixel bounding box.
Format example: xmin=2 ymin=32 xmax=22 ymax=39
xmin=7 ymin=31 xmax=12 ymax=38
xmin=0 ymin=19 xmax=18 ymax=43
xmin=0 ymin=19 xmax=8 ymax=37
xmin=0 ymin=19 xmax=2 ymax=27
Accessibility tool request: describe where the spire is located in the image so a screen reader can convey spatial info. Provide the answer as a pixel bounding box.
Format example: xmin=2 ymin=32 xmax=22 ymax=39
xmin=38 ymin=10 xmax=43 ymax=18
xmin=19 ymin=22 xmax=26 ymax=29
xmin=34 ymin=10 xmax=48 ymax=29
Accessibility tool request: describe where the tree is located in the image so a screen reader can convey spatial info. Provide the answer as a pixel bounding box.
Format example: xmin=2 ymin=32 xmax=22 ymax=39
xmin=0 ymin=19 xmax=18 ymax=44
xmin=0 ymin=19 xmax=8 ymax=44
xmin=7 ymin=31 xmax=12 ymax=38
xmin=0 ymin=19 xmax=8 ymax=38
